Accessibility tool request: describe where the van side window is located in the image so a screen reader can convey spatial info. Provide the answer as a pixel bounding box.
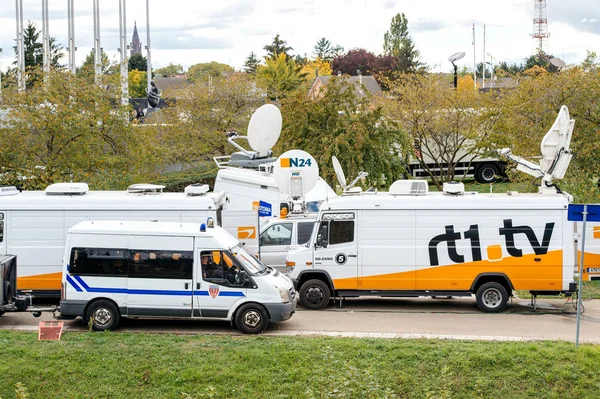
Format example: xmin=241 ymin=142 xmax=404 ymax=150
xmin=329 ymin=221 xmax=354 ymax=245
xmin=260 ymin=223 xmax=293 ymax=246
xmin=129 ymin=250 xmax=193 ymax=280
xmin=69 ymin=248 xmax=128 ymax=276
xmin=297 ymin=222 xmax=314 ymax=245
xmin=0 ymin=213 xmax=4 ymax=243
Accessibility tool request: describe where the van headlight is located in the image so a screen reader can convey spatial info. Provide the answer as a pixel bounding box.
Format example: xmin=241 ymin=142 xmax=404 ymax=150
xmin=277 ymin=286 xmax=290 ymax=303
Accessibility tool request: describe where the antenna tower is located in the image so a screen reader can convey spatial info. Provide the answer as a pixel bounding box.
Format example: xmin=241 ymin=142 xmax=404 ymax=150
xmin=532 ymin=0 xmax=550 ymax=54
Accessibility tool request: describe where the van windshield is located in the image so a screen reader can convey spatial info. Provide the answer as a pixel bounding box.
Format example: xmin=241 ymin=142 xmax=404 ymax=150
xmin=230 ymin=244 xmax=266 ymax=275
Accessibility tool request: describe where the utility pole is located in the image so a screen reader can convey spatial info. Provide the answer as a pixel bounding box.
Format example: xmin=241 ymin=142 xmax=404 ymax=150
xmin=67 ymin=0 xmax=76 ymax=74
xmin=119 ymin=0 xmax=129 ymax=106
xmin=146 ymin=0 xmax=152 ymax=94
xmin=42 ymin=0 xmax=50 ymax=74
xmin=15 ymin=0 xmax=25 ymax=91
xmin=482 ymin=25 xmax=486 ymax=89
xmin=93 ymin=0 xmax=101 ymax=83
xmin=472 ymin=23 xmax=476 ymax=91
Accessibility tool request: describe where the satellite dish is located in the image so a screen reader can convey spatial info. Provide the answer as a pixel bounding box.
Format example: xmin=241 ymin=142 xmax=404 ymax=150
xmin=273 ymin=150 xmax=319 ymax=200
xmin=539 ymin=105 xmax=574 ymax=179
xmin=550 ymin=58 xmax=566 ymax=69
xmin=448 ymin=52 xmax=466 ymax=63
xmin=247 ymin=104 xmax=282 ymax=154
xmin=332 ymin=156 xmax=347 ymax=190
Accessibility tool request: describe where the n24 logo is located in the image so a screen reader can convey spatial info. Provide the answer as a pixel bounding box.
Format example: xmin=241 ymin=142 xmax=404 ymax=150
xmin=280 ymin=158 xmax=312 ymax=168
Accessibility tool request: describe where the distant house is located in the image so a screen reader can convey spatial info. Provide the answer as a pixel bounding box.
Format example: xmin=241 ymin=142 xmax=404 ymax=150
xmin=308 ymin=74 xmax=382 ymax=100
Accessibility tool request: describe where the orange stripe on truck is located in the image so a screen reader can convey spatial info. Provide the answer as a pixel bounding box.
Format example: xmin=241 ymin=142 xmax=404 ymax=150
xmin=333 ymin=250 xmax=564 ymax=291
xmin=17 ymin=272 xmax=63 ymax=291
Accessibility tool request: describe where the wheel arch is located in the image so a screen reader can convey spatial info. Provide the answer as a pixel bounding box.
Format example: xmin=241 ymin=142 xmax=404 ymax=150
xmin=296 ymin=270 xmax=335 ymax=294
xmin=83 ymin=297 xmax=121 ymax=320
xmin=470 ymin=273 xmax=514 ymax=295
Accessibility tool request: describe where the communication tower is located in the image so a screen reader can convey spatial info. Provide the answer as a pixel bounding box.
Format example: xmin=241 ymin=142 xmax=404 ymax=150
xmin=532 ymin=0 xmax=550 ymax=54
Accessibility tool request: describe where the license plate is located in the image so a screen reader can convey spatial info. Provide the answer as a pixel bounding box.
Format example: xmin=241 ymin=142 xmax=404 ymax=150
xmin=587 ymin=268 xmax=600 ymax=273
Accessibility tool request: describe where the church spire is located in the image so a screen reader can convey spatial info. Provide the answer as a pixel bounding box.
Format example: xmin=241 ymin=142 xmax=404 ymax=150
xmin=130 ymin=21 xmax=142 ymax=55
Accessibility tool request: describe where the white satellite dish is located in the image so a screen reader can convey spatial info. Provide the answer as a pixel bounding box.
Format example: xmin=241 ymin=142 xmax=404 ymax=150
xmin=247 ymin=104 xmax=282 ymax=154
xmin=332 ymin=156 xmax=347 ymax=190
xmin=273 ymin=150 xmax=319 ymax=214
xmin=448 ymin=52 xmax=466 ymax=63
xmin=550 ymin=58 xmax=566 ymax=69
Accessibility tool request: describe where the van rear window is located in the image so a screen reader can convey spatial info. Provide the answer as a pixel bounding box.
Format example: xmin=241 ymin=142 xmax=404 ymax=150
xmin=70 ymin=248 xmax=128 ymax=276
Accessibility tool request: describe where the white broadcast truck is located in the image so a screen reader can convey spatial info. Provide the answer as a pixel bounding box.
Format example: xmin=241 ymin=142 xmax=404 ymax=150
xmin=59 ymin=219 xmax=297 ymax=333
xmin=286 ymin=106 xmax=579 ymax=312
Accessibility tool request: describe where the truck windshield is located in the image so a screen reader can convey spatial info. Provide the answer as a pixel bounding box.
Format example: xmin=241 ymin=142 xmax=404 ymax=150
xmin=229 ymin=244 xmax=266 ymax=275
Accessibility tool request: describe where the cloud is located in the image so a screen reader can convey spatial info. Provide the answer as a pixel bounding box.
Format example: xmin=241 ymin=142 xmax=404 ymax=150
xmin=550 ymin=1 xmax=600 ymax=34
xmin=411 ymin=19 xmax=446 ymax=32
xmin=152 ymin=33 xmax=233 ymax=50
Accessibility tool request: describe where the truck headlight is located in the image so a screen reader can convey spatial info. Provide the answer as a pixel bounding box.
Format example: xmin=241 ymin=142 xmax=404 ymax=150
xmin=277 ymin=286 xmax=290 ymax=303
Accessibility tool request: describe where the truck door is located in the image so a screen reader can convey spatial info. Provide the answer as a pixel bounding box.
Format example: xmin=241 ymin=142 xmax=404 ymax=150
xmin=313 ymin=212 xmax=358 ymax=290
xmin=194 ymin=249 xmax=247 ymax=318
xmin=259 ymin=221 xmax=294 ymax=271
xmin=127 ymin=235 xmax=193 ymax=318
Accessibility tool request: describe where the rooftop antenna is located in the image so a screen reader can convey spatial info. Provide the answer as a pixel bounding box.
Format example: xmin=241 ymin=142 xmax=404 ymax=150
xmin=332 ymin=156 xmax=368 ymax=195
xmin=214 ymin=104 xmax=282 ymax=169
xmin=498 ymin=105 xmax=574 ymax=195
xmin=448 ymin=52 xmax=466 ymax=89
xmin=273 ymin=150 xmax=319 ymax=214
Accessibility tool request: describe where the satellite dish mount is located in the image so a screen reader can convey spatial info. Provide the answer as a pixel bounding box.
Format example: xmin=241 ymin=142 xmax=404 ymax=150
xmin=273 ymin=150 xmax=319 ymax=215
xmin=448 ymin=52 xmax=466 ymax=89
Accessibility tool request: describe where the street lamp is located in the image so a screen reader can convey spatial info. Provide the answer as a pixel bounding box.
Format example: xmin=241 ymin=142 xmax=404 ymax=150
xmin=448 ymin=52 xmax=466 ymax=89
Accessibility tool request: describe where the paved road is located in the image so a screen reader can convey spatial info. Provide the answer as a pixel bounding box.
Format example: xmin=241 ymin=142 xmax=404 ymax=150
xmin=2 ymin=297 xmax=599 ymax=343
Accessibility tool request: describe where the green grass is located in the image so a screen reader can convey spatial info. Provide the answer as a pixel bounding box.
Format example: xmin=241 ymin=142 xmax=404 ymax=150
xmin=0 ymin=331 xmax=599 ymax=398
xmin=517 ymin=280 xmax=600 ymax=300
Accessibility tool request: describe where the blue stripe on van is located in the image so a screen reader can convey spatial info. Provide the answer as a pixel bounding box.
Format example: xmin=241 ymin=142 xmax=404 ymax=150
xmin=69 ymin=275 xmax=244 ymax=297
xmin=66 ymin=275 xmax=83 ymax=292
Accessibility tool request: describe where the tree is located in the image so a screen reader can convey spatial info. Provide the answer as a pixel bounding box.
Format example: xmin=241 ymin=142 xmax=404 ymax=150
xmin=256 ymin=53 xmax=307 ymax=100
xmin=264 ymin=34 xmax=293 ymax=60
xmin=380 ymin=73 xmax=499 ymax=189
xmin=331 ymin=49 xmax=396 ymax=87
xmin=154 ymin=63 xmax=183 ymax=77
xmin=300 ymin=59 xmax=332 ymax=82
xmin=77 ymin=50 xmax=111 ymax=82
xmin=12 ymin=21 xmax=64 ymax=81
xmin=128 ymin=69 xmax=148 ymax=98
xmin=128 ymin=53 xmax=148 ymax=72
xmin=277 ymin=77 xmax=410 ymax=189
xmin=0 ymin=69 xmax=152 ymax=190
xmin=187 ymin=62 xmax=235 ymax=83
xmin=150 ymin=73 xmax=265 ymax=165
xmin=244 ymin=52 xmax=261 ymax=74
xmin=383 ymin=13 xmax=425 ymax=73
xmin=313 ymin=38 xmax=344 ymax=62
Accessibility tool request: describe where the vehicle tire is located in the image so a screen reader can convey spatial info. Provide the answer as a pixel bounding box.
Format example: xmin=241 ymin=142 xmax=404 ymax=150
xmin=299 ymin=279 xmax=331 ymax=310
xmin=476 ymin=282 xmax=508 ymax=313
xmin=85 ymin=300 xmax=121 ymax=331
xmin=235 ymin=303 xmax=269 ymax=334
xmin=475 ymin=163 xmax=499 ymax=184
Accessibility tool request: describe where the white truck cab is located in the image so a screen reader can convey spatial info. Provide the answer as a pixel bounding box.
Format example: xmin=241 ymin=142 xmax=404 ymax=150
xmin=59 ymin=220 xmax=297 ymax=334
xmin=259 ymin=214 xmax=317 ymax=272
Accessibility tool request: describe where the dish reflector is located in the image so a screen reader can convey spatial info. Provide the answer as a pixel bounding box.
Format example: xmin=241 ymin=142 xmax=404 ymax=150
xmin=247 ymin=104 xmax=282 ymax=154
xmin=448 ymin=52 xmax=466 ymax=63
xmin=273 ymin=150 xmax=319 ymax=198
xmin=332 ymin=156 xmax=347 ymax=190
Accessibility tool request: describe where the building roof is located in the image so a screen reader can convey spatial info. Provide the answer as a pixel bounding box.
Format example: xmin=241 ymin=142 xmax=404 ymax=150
xmin=310 ymin=75 xmax=382 ymax=99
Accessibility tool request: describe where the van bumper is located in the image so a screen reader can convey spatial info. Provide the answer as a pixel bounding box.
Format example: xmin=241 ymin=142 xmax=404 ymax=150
xmin=60 ymin=300 xmax=87 ymax=317
xmin=264 ymin=299 xmax=297 ymax=322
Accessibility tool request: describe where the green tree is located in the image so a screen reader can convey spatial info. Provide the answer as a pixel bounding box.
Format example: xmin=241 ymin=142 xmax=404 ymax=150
xmin=313 ymin=37 xmax=344 ymax=63
xmin=187 ymin=62 xmax=235 ymax=83
xmin=77 ymin=50 xmax=111 ymax=82
xmin=128 ymin=69 xmax=148 ymax=98
xmin=581 ymin=50 xmax=598 ymax=72
xmin=264 ymin=34 xmax=293 ymax=60
xmin=15 ymin=21 xmax=63 ymax=69
xmin=128 ymin=53 xmax=148 ymax=72
xmin=0 ymin=69 xmax=152 ymax=190
xmin=243 ymin=52 xmax=261 ymax=74
xmin=383 ymin=13 xmax=425 ymax=73
xmin=278 ymin=77 xmax=410 ymax=189
xmin=256 ymin=53 xmax=307 ymax=100
xmin=154 ymin=63 xmax=183 ymax=77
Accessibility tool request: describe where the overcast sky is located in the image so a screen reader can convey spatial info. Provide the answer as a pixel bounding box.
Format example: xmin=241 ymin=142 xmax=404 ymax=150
xmin=0 ymin=0 xmax=598 ymax=74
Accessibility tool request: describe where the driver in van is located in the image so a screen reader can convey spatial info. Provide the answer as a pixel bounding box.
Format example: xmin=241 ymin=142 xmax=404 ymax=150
xmin=201 ymin=254 xmax=223 ymax=279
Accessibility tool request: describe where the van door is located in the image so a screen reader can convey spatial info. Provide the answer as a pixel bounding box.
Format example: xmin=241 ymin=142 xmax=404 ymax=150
xmin=0 ymin=212 xmax=6 ymax=257
xmin=194 ymin=249 xmax=247 ymax=318
xmin=127 ymin=235 xmax=193 ymax=318
xmin=313 ymin=212 xmax=358 ymax=290
xmin=259 ymin=221 xmax=294 ymax=270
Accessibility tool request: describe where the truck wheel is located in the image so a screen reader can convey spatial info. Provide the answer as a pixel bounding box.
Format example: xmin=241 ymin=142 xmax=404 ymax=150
xmin=299 ymin=279 xmax=331 ymax=310
xmin=85 ymin=300 xmax=121 ymax=331
xmin=235 ymin=303 xmax=269 ymax=334
xmin=476 ymin=282 xmax=508 ymax=313
xmin=475 ymin=163 xmax=499 ymax=184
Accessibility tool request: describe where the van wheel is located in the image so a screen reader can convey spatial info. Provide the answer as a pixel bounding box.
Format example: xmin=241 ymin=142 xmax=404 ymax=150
xmin=475 ymin=163 xmax=499 ymax=184
xmin=235 ymin=303 xmax=269 ymax=334
xmin=476 ymin=282 xmax=508 ymax=313
xmin=300 ymin=279 xmax=330 ymax=310
xmin=85 ymin=300 xmax=121 ymax=331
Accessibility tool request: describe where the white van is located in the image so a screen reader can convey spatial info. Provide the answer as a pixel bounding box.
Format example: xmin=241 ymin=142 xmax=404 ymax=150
xmin=59 ymin=220 xmax=297 ymax=334
xmin=259 ymin=214 xmax=317 ymax=272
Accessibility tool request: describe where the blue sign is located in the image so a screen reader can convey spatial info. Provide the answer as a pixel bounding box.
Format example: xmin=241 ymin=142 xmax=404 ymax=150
xmin=567 ymin=204 xmax=600 ymax=222
xmin=258 ymin=200 xmax=272 ymax=217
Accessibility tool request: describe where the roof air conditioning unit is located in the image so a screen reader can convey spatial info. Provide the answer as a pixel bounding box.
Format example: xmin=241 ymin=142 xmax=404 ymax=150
xmin=45 ymin=183 xmax=89 ymax=196
xmin=127 ymin=184 xmax=165 ymax=194
xmin=389 ymin=180 xmax=428 ymax=196
xmin=185 ymin=184 xmax=209 ymax=196
xmin=443 ymin=182 xmax=465 ymax=195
